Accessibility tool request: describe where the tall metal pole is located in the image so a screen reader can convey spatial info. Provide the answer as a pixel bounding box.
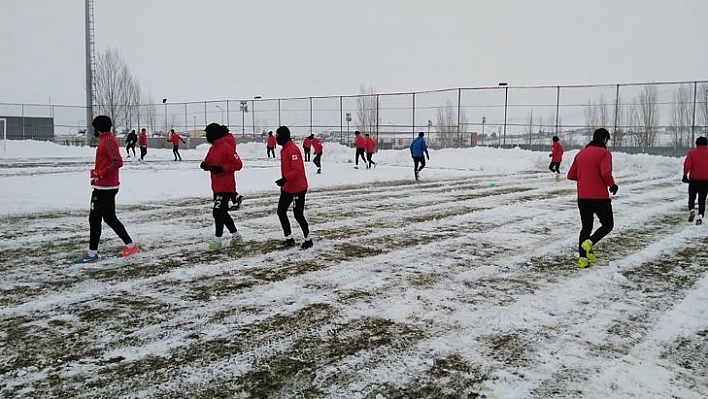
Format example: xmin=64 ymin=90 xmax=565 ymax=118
xmin=251 ymin=99 xmax=256 ymax=136
xmin=691 ymin=81 xmax=698 ymax=145
xmin=278 ymin=99 xmax=281 ymax=126
xmin=340 ymin=96 xmax=343 ymax=143
xmin=84 ymin=0 xmax=94 ymax=135
xmin=226 ymin=101 xmax=230 ymax=129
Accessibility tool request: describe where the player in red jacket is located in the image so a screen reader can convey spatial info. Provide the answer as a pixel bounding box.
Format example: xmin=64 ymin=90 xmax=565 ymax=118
xmin=138 ymin=128 xmax=148 ymax=161
xmin=74 ymin=115 xmax=139 ymax=263
xmin=682 ymin=136 xmax=708 ymax=225
xmin=201 ymin=123 xmax=244 ymax=251
xmin=309 ymin=133 xmax=323 ymax=174
xmin=354 ymin=131 xmax=367 ymax=168
xmin=549 ymin=135 xmax=564 ymax=181
xmin=302 ymin=135 xmax=312 ymax=162
xmin=168 ymin=129 xmax=186 ymax=161
xmin=266 ymin=131 xmax=277 ymax=158
xmin=364 ymin=133 xmax=377 ymax=169
xmin=275 ymin=126 xmax=313 ymax=250
xmin=567 ymin=128 xmax=618 ymax=268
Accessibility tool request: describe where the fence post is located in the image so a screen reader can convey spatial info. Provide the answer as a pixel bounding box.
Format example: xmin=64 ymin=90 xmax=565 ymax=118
xmin=376 ymin=94 xmax=380 ymax=142
xmin=457 ymin=88 xmax=462 ymax=147
xmin=555 ymin=86 xmax=560 ymax=135
xmin=203 ymin=101 xmax=207 ymax=130
xmin=226 ymin=100 xmax=230 ymax=130
xmin=692 ymin=81 xmax=697 ymax=145
xmin=340 ymin=96 xmax=343 ymax=145
xmin=614 ymin=84 xmax=620 ymax=146
xmin=278 ymin=99 xmax=281 ymax=127
xmin=412 ymin=92 xmax=416 ymax=139
xmin=184 ymin=103 xmax=187 ymax=134
xmin=309 ymin=97 xmax=313 ymax=135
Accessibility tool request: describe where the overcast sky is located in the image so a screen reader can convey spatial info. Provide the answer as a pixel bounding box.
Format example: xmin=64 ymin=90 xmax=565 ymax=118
xmin=2 ymin=0 xmax=707 ymax=106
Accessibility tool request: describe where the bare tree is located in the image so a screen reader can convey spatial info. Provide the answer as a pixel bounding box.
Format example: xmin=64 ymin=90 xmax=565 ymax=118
xmin=669 ymin=84 xmax=692 ymax=148
xmin=700 ymin=83 xmax=708 ymax=136
xmin=356 ymin=85 xmax=378 ymax=140
xmin=526 ymin=109 xmax=534 ymax=145
xmin=435 ymin=100 xmax=456 ymax=147
xmin=584 ymin=94 xmax=611 ymax=141
xmin=636 ymin=85 xmax=659 ymax=148
xmin=94 ymin=47 xmax=143 ymax=134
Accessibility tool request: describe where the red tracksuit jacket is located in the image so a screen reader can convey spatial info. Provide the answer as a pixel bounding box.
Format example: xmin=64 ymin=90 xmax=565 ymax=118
xmin=567 ymin=145 xmax=616 ymax=199
xmin=91 ymin=132 xmax=123 ymax=189
xmin=683 ymin=146 xmax=708 ymax=181
xmin=551 ymin=142 xmax=563 ymax=162
xmin=138 ymin=132 xmax=148 ymax=147
xmin=170 ymin=132 xmax=185 ymax=146
xmin=204 ymin=135 xmax=243 ymax=193
xmin=355 ymin=135 xmax=366 ymax=149
xmin=311 ymin=138 xmax=323 ymax=154
xmin=303 ymin=137 xmax=311 ymax=149
xmin=365 ymin=137 xmax=375 ymax=153
xmin=280 ymin=140 xmax=308 ymax=193
xmin=267 ymin=135 xmax=276 ymax=148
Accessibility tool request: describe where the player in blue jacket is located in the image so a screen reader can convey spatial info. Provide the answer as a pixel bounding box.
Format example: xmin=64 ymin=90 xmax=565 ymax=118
xmin=410 ymin=132 xmax=430 ymax=180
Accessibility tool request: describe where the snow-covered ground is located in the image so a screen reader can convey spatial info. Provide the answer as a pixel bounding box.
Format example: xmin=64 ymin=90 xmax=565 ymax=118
xmin=0 ymin=139 xmax=706 ymax=398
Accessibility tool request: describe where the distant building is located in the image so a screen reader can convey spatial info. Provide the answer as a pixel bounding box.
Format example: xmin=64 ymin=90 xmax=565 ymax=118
xmin=0 ymin=116 xmax=54 ymax=141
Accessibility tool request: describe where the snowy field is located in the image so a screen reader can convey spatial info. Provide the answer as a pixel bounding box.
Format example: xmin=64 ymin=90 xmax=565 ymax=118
xmin=0 ymin=138 xmax=706 ymax=398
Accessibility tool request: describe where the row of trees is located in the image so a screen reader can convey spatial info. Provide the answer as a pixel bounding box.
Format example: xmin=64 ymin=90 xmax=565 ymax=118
xmin=584 ymin=84 xmax=708 ymax=148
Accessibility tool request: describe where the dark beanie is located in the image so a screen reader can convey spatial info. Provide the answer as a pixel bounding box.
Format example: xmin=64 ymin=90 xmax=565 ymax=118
xmin=204 ymin=123 xmax=228 ymax=144
xmin=593 ymin=128 xmax=610 ymax=142
xmin=552 ymin=136 xmax=559 ymax=142
xmin=276 ymin=125 xmax=291 ymax=145
xmin=696 ymin=136 xmax=707 ymax=146
xmin=92 ymin=115 xmax=112 ymax=132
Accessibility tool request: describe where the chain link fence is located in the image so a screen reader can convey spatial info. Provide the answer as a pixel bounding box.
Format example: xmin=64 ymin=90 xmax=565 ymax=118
xmin=2 ymin=80 xmax=707 ymax=154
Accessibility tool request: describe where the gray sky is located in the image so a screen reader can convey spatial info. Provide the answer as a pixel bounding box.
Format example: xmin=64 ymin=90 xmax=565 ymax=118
xmin=2 ymin=0 xmax=707 ymax=106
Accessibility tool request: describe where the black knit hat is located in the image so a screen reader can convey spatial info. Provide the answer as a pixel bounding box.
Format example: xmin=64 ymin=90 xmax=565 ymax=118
xmin=592 ymin=128 xmax=610 ymax=142
xmin=552 ymin=136 xmax=559 ymax=142
xmin=204 ymin=123 xmax=228 ymax=144
xmin=92 ymin=115 xmax=112 ymax=132
xmin=696 ymin=136 xmax=707 ymax=146
xmin=276 ymin=125 xmax=291 ymax=146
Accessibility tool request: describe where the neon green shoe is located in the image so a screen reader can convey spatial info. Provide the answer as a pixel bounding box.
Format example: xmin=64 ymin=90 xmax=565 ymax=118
xmin=207 ymin=241 xmax=222 ymax=252
xmin=229 ymin=233 xmax=243 ymax=247
xmin=577 ymin=257 xmax=590 ymax=268
xmin=581 ymin=239 xmax=597 ymax=263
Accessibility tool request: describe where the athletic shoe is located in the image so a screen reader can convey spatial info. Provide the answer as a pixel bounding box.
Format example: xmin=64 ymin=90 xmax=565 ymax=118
xmin=300 ymin=239 xmax=313 ymax=250
xmin=415 ymin=171 xmax=420 ymax=181
xmin=229 ymin=194 xmax=245 ymax=211
xmin=697 ymin=215 xmax=703 ymax=226
xmin=207 ymin=241 xmax=222 ymax=252
xmin=229 ymin=233 xmax=243 ymax=247
xmin=121 ymin=245 xmax=140 ymax=258
xmin=354 ymin=166 xmax=359 ymax=169
xmin=317 ymin=168 xmax=321 ymax=174
xmin=581 ymin=239 xmax=597 ymax=263
xmin=554 ymin=174 xmax=560 ymax=182
xmin=688 ymin=209 xmax=696 ymax=223
xmin=278 ymin=238 xmax=295 ymax=249
xmin=576 ymin=257 xmax=590 ymax=269
xmin=73 ymin=251 xmax=99 ymax=264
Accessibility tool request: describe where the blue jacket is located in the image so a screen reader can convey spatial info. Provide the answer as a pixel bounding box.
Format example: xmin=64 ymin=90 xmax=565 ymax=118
xmin=410 ymin=137 xmax=429 ymax=158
